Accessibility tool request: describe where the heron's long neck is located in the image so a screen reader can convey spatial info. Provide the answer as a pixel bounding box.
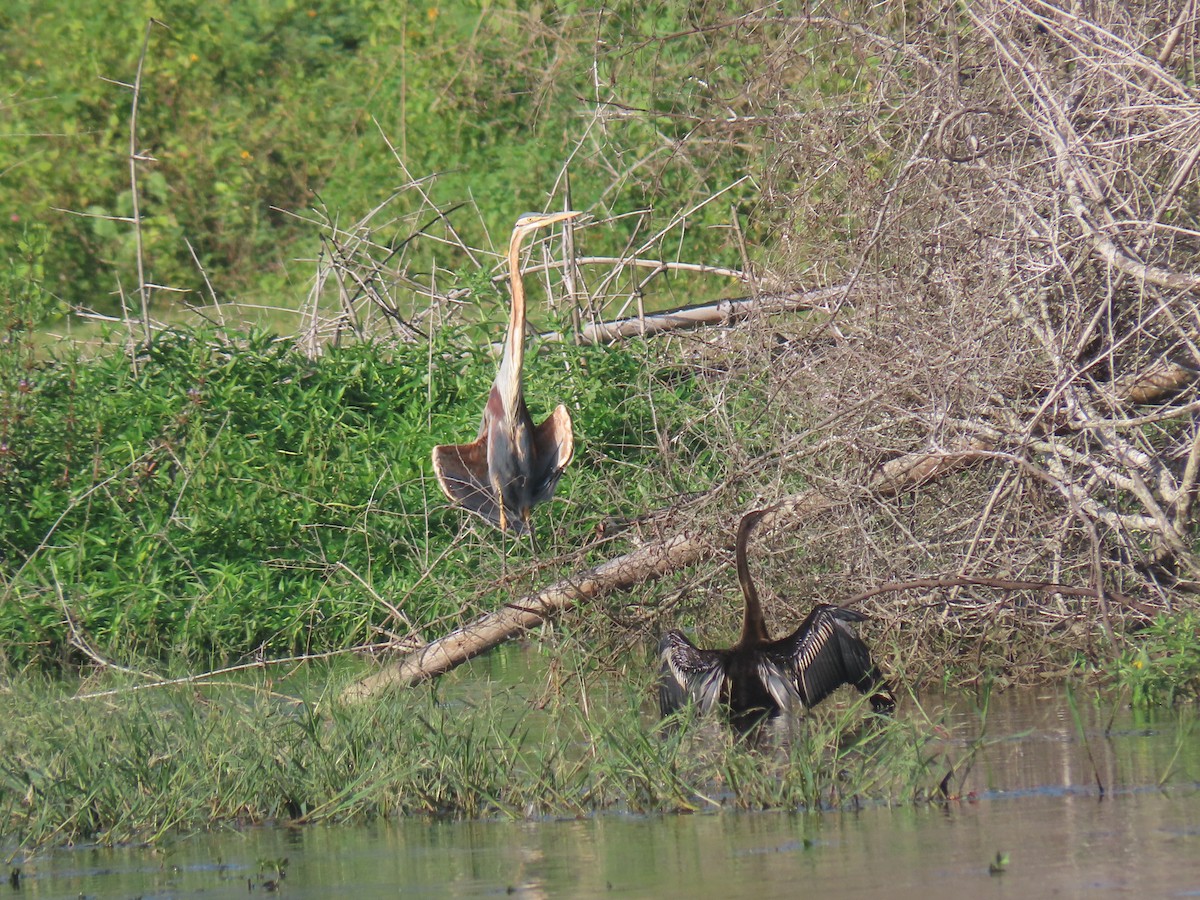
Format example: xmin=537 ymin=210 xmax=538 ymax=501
xmin=496 ymin=234 xmax=527 ymax=409
xmin=736 ymin=517 xmax=770 ymax=646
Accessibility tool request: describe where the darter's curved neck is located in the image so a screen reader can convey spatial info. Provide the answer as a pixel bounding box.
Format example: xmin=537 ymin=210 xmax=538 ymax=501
xmin=736 ymin=509 xmax=771 ymax=646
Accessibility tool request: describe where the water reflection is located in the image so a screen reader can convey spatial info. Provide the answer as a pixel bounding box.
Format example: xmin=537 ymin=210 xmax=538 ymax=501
xmin=8 ymin=685 xmax=1200 ymax=898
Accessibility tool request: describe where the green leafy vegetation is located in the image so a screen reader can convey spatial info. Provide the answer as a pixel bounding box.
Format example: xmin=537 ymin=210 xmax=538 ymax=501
xmin=0 ymin=320 xmax=672 ymax=664
xmin=1109 ymin=613 xmax=1200 ymax=707
xmin=1 ymin=0 xmax=764 ymax=317
xmin=0 ymin=222 xmax=676 ymax=664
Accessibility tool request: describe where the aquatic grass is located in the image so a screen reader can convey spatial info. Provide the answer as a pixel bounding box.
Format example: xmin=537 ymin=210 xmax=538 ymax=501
xmin=583 ymin=707 xmax=714 ymax=812
xmin=401 ymin=705 xmax=525 ymax=818
xmin=710 ymin=702 xmax=941 ymax=812
xmin=565 ymin=671 xmax=946 ymax=816
xmin=0 ymin=663 xmax=951 ymax=849
xmin=1065 ymin=684 xmax=1105 ymax=795
xmin=1155 ymin=707 xmax=1198 ymax=789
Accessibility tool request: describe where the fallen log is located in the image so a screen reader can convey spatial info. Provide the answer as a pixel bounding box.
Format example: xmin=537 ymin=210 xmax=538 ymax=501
xmin=340 ymin=528 xmax=714 ymax=703
xmin=340 ymin=440 xmax=992 ymax=702
xmin=1112 ymin=356 xmax=1200 ymax=405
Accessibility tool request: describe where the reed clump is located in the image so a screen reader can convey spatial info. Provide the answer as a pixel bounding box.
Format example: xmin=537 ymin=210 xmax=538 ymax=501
xmin=0 ymin=657 xmax=945 ymax=848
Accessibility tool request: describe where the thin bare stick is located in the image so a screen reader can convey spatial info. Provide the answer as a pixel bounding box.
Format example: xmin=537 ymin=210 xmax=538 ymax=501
xmin=1157 ymin=0 xmax=1196 ymax=64
xmin=536 ymin=287 xmax=842 ymax=344
xmin=72 ymin=646 xmax=380 ymax=702
xmin=126 ymin=19 xmax=167 ymax=346
xmin=517 ymin=256 xmax=747 ymax=282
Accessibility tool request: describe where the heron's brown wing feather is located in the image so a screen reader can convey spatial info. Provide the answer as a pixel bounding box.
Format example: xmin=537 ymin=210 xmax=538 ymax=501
xmin=529 ymin=404 xmax=574 ymax=505
xmin=431 ymin=438 xmax=501 ymax=527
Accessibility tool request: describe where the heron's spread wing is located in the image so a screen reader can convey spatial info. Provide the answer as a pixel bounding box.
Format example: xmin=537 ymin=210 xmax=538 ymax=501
xmin=658 ymin=630 xmax=725 ymax=717
xmin=772 ymin=604 xmax=893 ymax=712
xmin=530 ymin=404 xmax=574 ymax=505
xmin=431 ymin=439 xmax=501 ymax=528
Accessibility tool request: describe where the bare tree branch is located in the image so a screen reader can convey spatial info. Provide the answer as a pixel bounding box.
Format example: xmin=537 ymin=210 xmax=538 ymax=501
xmin=341 ymin=442 xmax=990 ymax=701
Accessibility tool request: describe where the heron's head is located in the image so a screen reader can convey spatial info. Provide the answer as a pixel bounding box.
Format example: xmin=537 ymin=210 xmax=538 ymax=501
xmin=511 ymin=210 xmax=583 ymax=245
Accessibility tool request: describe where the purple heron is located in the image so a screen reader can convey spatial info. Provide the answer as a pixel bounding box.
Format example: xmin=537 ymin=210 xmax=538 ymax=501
xmin=658 ymin=509 xmax=895 ymax=728
xmin=432 ymin=211 xmax=581 ymax=536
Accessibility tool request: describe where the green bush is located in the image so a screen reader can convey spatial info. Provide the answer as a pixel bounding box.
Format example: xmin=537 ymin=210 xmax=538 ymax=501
xmin=0 ymin=0 xmax=761 ymax=317
xmin=1110 ymin=612 xmax=1200 ymax=706
xmin=0 ymin=320 xmax=671 ymax=664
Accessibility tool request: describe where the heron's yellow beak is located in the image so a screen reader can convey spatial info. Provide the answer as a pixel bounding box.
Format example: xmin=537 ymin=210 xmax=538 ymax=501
xmin=513 ymin=210 xmax=583 ymax=232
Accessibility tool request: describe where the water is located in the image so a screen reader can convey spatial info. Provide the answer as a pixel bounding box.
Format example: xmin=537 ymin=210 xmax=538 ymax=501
xmin=8 ymin=687 xmax=1200 ymax=898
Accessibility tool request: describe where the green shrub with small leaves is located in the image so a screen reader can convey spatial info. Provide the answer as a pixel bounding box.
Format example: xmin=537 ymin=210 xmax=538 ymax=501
xmin=0 ymin=315 xmax=672 ymax=664
xmin=0 ymin=0 xmax=763 ymax=317
xmin=1110 ymin=612 xmax=1200 ymax=706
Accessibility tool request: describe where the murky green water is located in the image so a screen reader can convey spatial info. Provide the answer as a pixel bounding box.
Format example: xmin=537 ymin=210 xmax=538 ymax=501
xmin=8 ymin=686 xmax=1200 ymax=898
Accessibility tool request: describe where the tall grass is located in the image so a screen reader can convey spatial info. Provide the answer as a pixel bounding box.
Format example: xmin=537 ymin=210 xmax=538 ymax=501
xmin=0 ymin=660 xmax=943 ymax=848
